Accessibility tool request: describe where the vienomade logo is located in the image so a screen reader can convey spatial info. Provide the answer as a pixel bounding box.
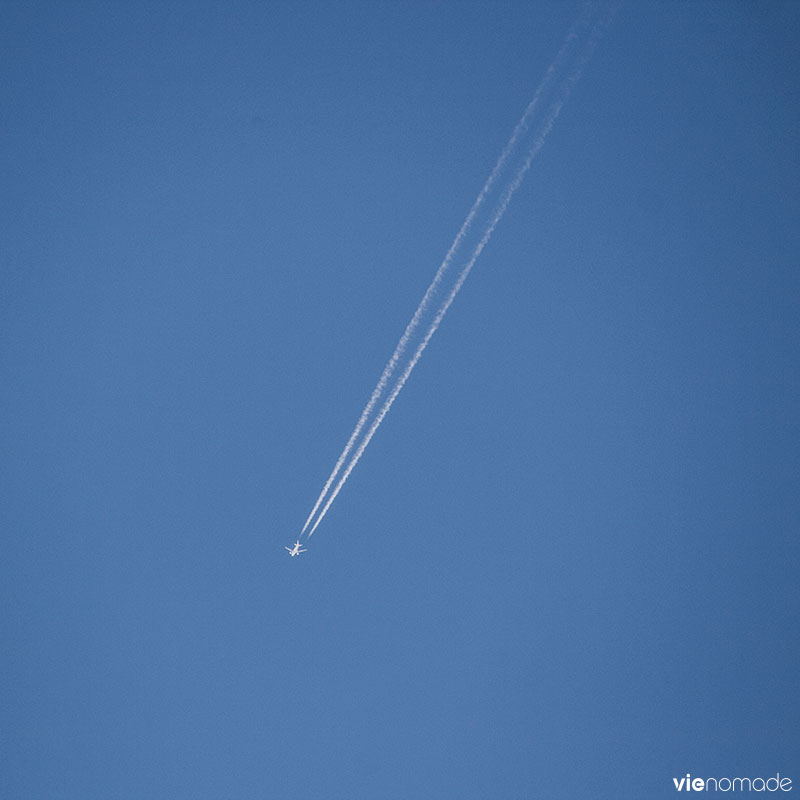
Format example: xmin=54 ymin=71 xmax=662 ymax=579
xmin=672 ymin=774 xmax=792 ymax=792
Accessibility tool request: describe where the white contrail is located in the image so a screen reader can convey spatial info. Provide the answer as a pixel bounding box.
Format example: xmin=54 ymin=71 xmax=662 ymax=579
xmin=297 ymin=15 xmax=587 ymax=539
xmin=300 ymin=2 xmax=616 ymax=541
xmin=305 ymin=9 xmax=610 ymax=539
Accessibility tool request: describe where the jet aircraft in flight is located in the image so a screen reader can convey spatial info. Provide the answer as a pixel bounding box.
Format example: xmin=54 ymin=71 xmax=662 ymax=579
xmin=285 ymin=540 xmax=307 ymax=557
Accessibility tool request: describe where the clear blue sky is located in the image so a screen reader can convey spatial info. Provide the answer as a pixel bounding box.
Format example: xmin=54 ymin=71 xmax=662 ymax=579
xmin=3 ymin=2 xmax=798 ymax=798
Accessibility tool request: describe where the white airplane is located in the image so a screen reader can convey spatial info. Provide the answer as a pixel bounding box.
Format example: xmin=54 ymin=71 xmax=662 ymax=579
xmin=285 ymin=540 xmax=307 ymax=557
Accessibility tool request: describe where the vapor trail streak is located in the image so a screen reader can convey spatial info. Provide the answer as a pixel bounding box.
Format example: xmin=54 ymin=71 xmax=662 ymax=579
xmin=300 ymin=2 xmax=615 ymax=541
xmin=297 ymin=28 xmax=579 ymax=538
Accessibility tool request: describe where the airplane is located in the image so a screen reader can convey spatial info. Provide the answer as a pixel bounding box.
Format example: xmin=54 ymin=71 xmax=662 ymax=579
xmin=285 ymin=540 xmax=307 ymax=557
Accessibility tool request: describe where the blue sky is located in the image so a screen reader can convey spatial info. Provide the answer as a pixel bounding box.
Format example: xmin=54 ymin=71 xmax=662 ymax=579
xmin=2 ymin=2 xmax=799 ymax=797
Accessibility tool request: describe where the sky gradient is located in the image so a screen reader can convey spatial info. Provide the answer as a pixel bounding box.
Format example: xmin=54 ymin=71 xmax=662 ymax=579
xmin=3 ymin=2 xmax=799 ymax=797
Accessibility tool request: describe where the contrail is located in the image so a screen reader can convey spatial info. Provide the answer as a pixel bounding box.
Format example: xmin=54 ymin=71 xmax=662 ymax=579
xmin=297 ymin=23 xmax=581 ymax=538
xmin=300 ymin=2 xmax=616 ymax=541
xmin=305 ymin=36 xmax=597 ymax=539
